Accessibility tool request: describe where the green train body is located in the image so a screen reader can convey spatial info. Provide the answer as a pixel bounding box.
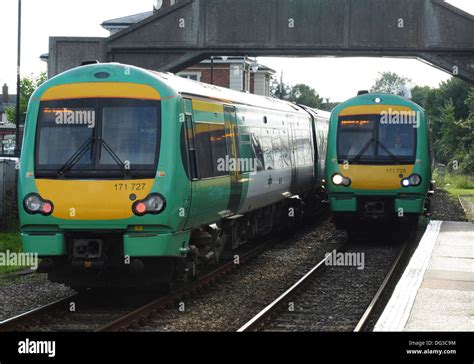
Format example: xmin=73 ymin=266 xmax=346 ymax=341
xmin=19 ymin=63 xmax=329 ymax=288
xmin=325 ymin=92 xmax=434 ymax=227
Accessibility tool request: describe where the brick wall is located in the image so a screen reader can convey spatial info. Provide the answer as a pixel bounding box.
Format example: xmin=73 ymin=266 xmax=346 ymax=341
xmin=185 ymin=64 xmax=231 ymax=88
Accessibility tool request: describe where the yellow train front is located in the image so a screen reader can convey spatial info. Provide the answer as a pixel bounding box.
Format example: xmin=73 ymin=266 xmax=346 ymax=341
xmin=325 ymin=92 xmax=434 ymax=228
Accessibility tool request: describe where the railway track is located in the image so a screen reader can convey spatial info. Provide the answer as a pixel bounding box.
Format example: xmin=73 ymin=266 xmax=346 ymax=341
xmin=0 ymin=237 xmax=277 ymax=332
xmin=238 ymin=228 xmax=413 ymax=332
xmin=0 ymin=291 xmax=155 ymax=332
xmin=97 ymin=238 xmax=276 ymax=331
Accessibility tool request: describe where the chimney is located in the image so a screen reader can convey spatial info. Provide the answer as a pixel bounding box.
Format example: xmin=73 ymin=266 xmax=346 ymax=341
xmin=2 ymin=84 xmax=8 ymax=104
xmin=153 ymin=0 xmax=177 ymax=12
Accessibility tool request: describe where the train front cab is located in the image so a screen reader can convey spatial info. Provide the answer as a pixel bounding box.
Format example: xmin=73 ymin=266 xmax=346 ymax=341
xmin=326 ymin=94 xmax=433 ymax=227
xmin=18 ymin=65 xmax=195 ymax=288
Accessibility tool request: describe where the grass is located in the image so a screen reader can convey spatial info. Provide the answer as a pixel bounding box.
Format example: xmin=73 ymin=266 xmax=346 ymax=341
xmin=433 ymin=171 xmax=474 ymax=221
xmin=433 ymin=171 xmax=474 ymax=196
xmin=0 ymin=231 xmax=28 ymax=274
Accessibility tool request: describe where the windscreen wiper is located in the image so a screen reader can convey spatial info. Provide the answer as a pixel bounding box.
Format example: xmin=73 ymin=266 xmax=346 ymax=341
xmin=98 ymin=138 xmax=131 ymax=177
xmin=57 ymin=137 xmax=94 ymax=177
xmin=351 ymin=138 xmax=375 ymax=164
xmin=377 ymin=141 xmax=401 ymax=165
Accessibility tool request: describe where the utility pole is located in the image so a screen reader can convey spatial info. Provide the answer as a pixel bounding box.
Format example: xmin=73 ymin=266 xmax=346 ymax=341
xmin=15 ymin=0 xmax=22 ymax=157
xmin=210 ymin=56 xmax=214 ymax=85
xmin=279 ymin=72 xmax=284 ymax=100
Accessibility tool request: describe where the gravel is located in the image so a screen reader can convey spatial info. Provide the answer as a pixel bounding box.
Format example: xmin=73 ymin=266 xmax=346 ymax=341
xmin=430 ymin=189 xmax=468 ymax=222
xmin=0 ymin=187 xmax=466 ymax=329
xmin=0 ymin=274 xmax=74 ymax=322
xmin=261 ymin=243 xmax=402 ymax=332
xmin=136 ymin=220 xmax=339 ymax=332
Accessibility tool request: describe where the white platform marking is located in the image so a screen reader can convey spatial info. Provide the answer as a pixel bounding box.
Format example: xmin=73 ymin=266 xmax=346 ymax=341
xmin=374 ymin=220 xmax=443 ymax=331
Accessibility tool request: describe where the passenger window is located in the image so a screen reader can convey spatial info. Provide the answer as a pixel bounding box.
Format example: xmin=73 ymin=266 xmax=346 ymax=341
xmin=195 ymin=123 xmax=214 ymax=179
xmin=250 ymin=129 xmax=265 ymax=171
xmin=261 ymin=130 xmax=274 ymax=170
xmin=209 ymin=123 xmax=228 ymax=177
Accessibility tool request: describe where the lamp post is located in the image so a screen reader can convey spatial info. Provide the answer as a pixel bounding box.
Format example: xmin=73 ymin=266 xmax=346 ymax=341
xmin=210 ymin=56 xmax=214 ymax=85
xmin=15 ymin=0 xmax=22 ymax=158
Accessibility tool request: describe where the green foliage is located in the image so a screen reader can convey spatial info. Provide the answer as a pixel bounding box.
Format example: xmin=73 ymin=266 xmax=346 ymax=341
xmin=370 ymin=72 xmax=412 ymax=94
xmin=0 ymin=233 xmax=22 ymax=253
xmin=271 ymin=79 xmax=290 ymax=100
xmin=433 ymin=170 xmax=474 ymax=192
xmin=0 ymin=232 xmax=23 ymax=274
xmin=6 ymin=72 xmax=47 ymax=125
xmin=399 ymin=76 xmax=474 ymax=175
xmin=320 ymin=100 xmax=340 ymax=112
xmin=468 ymin=88 xmax=474 ymax=117
xmin=288 ymin=84 xmax=323 ymax=108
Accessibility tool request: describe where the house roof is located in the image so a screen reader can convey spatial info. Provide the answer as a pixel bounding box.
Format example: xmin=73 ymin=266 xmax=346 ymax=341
xmin=101 ymin=11 xmax=153 ymax=29
xmin=196 ymin=57 xmax=276 ymax=74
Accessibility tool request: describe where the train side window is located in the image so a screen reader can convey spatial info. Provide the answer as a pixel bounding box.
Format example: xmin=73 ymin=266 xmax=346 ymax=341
xmin=185 ymin=114 xmax=198 ymax=180
xmin=261 ymin=132 xmax=274 ymax=170
xmin=281 ymin=130 xmax=291 ymax=168
xmin=195 ymin=123 xmax=214 ymax=179
xmin=250 ymin=129 xmax=265 ymax=171
xmin=303 ymin=128 xmax=313 ymax=165
xmin=272 ymin=131 xmax=283 ymax=169
xmin=209 ymin=123 xmax=228 ymax=177
xmin=295 ymin=130 xmax=306 ymax=166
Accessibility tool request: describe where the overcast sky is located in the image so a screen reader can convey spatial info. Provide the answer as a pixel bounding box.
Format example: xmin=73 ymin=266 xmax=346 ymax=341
xmin=0 ymin=0 xmax=472 ymax=101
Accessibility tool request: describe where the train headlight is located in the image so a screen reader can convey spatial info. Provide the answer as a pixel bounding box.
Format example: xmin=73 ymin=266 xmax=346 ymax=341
xmin=132 ymin=193 xmax=166 ymax=216
xmin=409 ymin=174 xmax=422 ymax=186
xmin=401 ymin=174 xmax=422 ymax=188
xmin=332 ymin=174 xmax=344 ymax=185
xmin=332 ymin=174 xmax=351 ymax=187
xmin=23 ymin=193 xmax=54 ymax=216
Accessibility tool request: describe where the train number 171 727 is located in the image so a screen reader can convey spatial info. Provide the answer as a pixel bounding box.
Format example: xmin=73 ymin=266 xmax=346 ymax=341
xmin=114 ymin=183 xmax=147 ymax=191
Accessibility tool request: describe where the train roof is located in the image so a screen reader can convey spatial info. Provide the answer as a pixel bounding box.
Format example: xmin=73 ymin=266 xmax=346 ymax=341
xmin=333 ymin=92 xmax=425 ymax=113
xmin=43 ymin=63 xmax=330 ymax=118
xmin=144 ymin=67 xmax=307 ymax=114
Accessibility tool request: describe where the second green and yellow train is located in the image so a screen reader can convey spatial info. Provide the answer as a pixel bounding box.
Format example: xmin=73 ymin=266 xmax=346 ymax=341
xmin=325 ymin=91 xmax=434 ymax=228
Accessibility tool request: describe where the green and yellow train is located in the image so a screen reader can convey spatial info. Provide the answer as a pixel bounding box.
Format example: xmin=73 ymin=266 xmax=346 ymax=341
xmin=19 ymin=63 xmax=329 ymax=288
xmin=325 ymin=92 xmax=434 ymax=228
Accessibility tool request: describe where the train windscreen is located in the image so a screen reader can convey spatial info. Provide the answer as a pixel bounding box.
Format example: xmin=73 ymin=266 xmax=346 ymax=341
xmin=35 ymin=99 xmax=161 ymax=178
xmin=337 ymin=115 xmax=417 ymax=164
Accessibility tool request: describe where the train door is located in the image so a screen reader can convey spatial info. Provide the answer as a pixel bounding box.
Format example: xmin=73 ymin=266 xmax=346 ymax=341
xmin=185 ymin=99 xmax=232 ymax=228
xmin=183 ymin=98 xmax=198 ymax=229
xmin=224 ymin=106 xmax=243 ymax=214
xmin=288 ymin=116 xmax=298 ymax=194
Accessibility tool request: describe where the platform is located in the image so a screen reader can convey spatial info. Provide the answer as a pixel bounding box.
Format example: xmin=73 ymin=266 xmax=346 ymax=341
xmin=374 ymin=220 xmax=474 ymax=331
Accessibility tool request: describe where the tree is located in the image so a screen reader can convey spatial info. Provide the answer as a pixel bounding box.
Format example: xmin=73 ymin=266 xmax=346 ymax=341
xmin=433 ymin=99 xmax=474 ymax=174
xmin=271 ymin=79 xmax=291 ymax=100
xmin=288 ymin=84 xmax=323 ymax=108
xmin=370 ymin=72 xmax=412 ymax=94
xmin=320 ymin=98 xmax=340 ymax=112
xmin=409 ymin=78 xmax=473 ymax=174
xmin=467 ymin=88 xmax=474 ymax=118
xmin=437 ymin=78 xmax=471 ymax=120
xmin=6 ymin=72 xmax=47 ymax=125
xmin=411 ymin=86 xmax=433 ymax=108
